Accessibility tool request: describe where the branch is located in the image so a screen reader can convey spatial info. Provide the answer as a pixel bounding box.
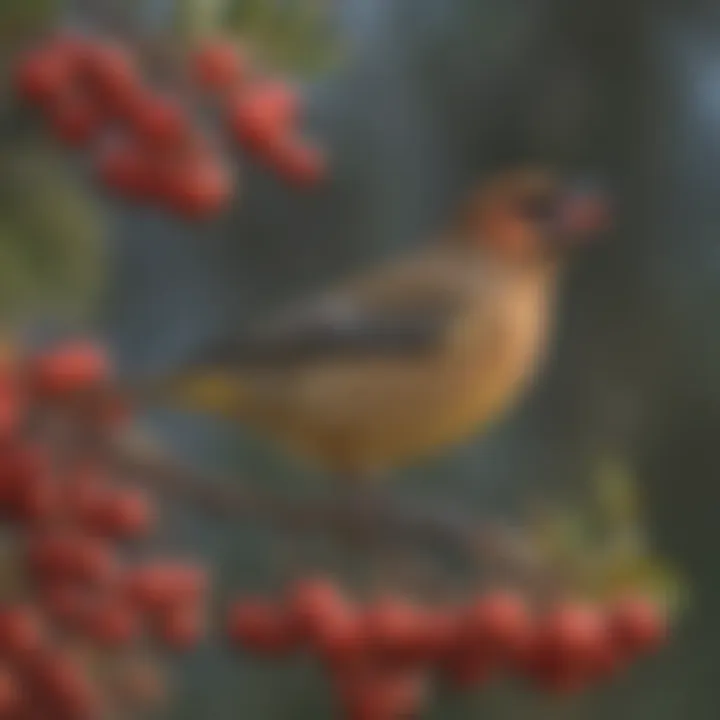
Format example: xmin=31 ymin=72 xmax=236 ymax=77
xmin=107 ymin=428 xmax=546 ymax=582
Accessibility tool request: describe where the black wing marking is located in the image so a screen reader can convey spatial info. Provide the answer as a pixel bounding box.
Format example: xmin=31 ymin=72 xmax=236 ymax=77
xmin=186 ymin=248 xmax=482 ymax=370
xmin=189 ymin=293 xmax=461 ymax=369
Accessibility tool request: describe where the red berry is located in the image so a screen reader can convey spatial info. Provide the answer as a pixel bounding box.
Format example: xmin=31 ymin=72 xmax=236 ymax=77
xmin=72 ymin=537 xmax=119 ymax=586
xmin=0 ymin=369 xmax=22 ymax=440
xmin=87 ymin=488 xmax=155 ymax=540
xmin=335 ymin=665 xmax=426 ymax=720
xmin=0 ymin=666 xmax=22 ymax=716
xmin=48 ymin=33 xmax=92 ymax=62
xmin=317 ymin=609 xmax=365 ymax=666
xmin=41 ymin=584 xmax=90 ymax=630
xmin=169 ymin=564 xmax=209 ymax=604
xmin=64 ymin=475 xmax=109 ymax=523
xmin=412 ymin=607 xmax=459 ymax=661
xmin=269 ymin=136 xmax=326 ymax=187
xmin=85 ymin=601 xmax=141 ymax=648
xmin=289 ymin=578 xmax=345 ymax=633
xmin=28 ymin=533 xmax=117 ymax=587
xmin=8 ymin=472 xmax=61 ymax=524
xmin=193 ymin=41 xmax=246 ymax=92
xmin=464 ymin=590 xmax=534 ymax=661
xmin=29 ymin=342 xmax=109 ymax=400
xmin=0 ymin=442 xmax=48 ymax=493
xmin=0 ymin=398 xmax=18 ymax=441
xmin=557 ymin=192 xmax=611 ymax=239
xmin=79 ymin=42 xmax=140 ymax=114
xmin=227 ymin=81 xmax=298 ymax=151
xmin=439 ymin=601 xmax=498 ymax=689
xmin=27 ymin=650 xmax=100 ymax=720
xmin=49 ymin=95 xmax=102 ymax=147
xmin=362 ymin=596 xmax=433 ymax=664
xmin=0 ymin=606 xmax=44 ymax=660
xmin=609 ymin=596 xmax=667 ymax=658
xmin=125 ymin=562 xmax=207 ymax=612
xmin=522 ymin=601 xmax=612 ymax=693
xmin=156 ymin=605 xmax=204 ymax=651
xmin=89 ymin=393 xmax=132 ymax=430
xmin=124 ymin=566 xmax=175 ymax=611
xmin=12 ymin=49 xmax=71 ymax=107
xmin=288 ymin=578 xmax=362 ymax=663
xmin=442 ymin=651 xmax=495 ymax=690
xmin=0 ymin=443 xmax=52 ymax=520
xmin=162 ymin=156 xmax=232 ymax=219
xmin=128 ymin=93 xmax=191 ymax=148
xmin=227 ymin=600 xmax=297 ymax=655
xmin=96 ymin=141 xmax=156 ymax=200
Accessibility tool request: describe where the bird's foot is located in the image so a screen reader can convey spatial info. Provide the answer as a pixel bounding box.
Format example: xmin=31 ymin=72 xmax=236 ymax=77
xmin=332 ymin=482 xmax=389 ymax=546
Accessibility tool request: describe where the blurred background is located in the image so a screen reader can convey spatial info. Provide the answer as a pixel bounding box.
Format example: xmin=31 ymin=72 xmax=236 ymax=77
xmin=2 ymin=0 xmax=720 ymax=718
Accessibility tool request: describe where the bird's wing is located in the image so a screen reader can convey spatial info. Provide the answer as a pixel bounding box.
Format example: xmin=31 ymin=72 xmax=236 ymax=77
xmin=190 ymin=251 xmax=480 ymax=369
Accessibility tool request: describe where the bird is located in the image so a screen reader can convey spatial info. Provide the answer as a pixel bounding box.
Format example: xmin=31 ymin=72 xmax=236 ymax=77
xmin=145 ymin=167 xmax=608 ymax=485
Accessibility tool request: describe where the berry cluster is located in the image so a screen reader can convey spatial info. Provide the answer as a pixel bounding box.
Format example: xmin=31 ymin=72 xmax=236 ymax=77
xmin=0 ymin=339 xmax=674 ymax=719
xmin=12 ymin=33 xmax=326 ymax=221
xmin=228 ymin=578 xmax=668 ymax=720
xmin=0 ymin=341 xmax=208 ymax=718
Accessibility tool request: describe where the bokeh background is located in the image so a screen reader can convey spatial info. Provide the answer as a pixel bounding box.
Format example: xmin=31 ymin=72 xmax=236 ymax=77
xmin=2 ymin=0 xmax=720 ymax=718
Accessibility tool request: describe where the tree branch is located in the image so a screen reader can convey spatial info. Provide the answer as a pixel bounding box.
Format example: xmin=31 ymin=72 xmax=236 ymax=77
xmin=107 ymin=428 xmax=545 ymax=583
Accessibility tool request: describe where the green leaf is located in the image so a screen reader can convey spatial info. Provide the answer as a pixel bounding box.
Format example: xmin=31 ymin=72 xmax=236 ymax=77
xmin=595 ymin=456 xmax=642 ymax=529
xmin=595 ymin=557 xmax=689 ymax=615
xmin=0 ymin=138 xmax=104 ymax=323
xmin=224 ymin=0 xmax=340 ymax=75
xmin=0 ymin=0 xmax=58 ymax=41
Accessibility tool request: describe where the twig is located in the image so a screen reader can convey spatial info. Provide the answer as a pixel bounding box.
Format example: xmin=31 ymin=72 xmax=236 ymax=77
xmin=107 ymin=428 xmax=546 ymax=582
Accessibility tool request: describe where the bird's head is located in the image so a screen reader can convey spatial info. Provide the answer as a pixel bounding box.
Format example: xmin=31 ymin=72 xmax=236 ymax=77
xmin=455 ymin=168 xmax=610 ymax=263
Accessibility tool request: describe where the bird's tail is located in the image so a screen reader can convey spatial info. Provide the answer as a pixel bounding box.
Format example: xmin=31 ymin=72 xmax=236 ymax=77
xmin=128 ymin=368 xmax=248 ymax=420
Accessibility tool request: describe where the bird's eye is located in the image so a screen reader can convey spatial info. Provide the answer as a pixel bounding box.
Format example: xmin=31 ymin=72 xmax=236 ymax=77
xmin=517 ymin=194 xmax=556 ymax=223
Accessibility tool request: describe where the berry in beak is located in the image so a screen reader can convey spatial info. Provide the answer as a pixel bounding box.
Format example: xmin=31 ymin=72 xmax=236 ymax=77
xmin=554 ymin=180 xmax=611 ymax=244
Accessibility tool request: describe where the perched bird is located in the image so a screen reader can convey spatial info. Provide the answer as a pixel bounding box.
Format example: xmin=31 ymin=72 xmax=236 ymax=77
xmin=149 ymin=168 xmax=608 ymax=483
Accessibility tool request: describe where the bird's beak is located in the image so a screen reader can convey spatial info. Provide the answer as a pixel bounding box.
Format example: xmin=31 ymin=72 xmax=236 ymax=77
xmin=554 ymin=180 xmax=612 ymax=245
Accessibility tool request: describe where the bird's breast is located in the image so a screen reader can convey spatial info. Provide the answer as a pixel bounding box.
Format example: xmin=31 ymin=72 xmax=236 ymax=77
xmin=448 ymin=278 xmax=552 ymax=431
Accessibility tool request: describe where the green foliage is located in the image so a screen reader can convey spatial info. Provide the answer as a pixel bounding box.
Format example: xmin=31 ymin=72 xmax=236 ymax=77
xmin=0 ymin=0 xmax=58 ymax=40
xmin=0 ymin=137 xmax=104 ymax=324
xmin=0 ymin=0 xmax=105 ymax=329
xmin=222 ymin=0 xmax=340 ymax=75
xmin=526 ymin=457 xmax=688 ymax=613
